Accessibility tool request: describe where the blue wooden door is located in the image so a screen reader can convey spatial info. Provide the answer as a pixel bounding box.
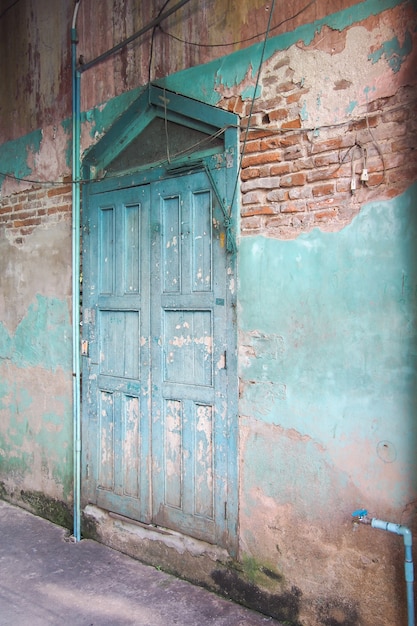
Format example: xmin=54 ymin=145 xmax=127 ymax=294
xmin=82 ymin=168 xmax=235 ymax=548
xmin=82 ymin=185 xmax=152 ymax=522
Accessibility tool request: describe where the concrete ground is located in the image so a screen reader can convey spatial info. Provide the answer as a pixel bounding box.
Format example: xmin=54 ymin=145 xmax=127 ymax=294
xmin=0 ymin=500 xmax=282 ymax=625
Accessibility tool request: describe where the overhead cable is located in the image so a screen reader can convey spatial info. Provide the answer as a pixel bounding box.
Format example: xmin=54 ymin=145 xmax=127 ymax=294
xmin=78 ymin=0 xmax=191 ymax=73
xmin=159 ymin=0 xmax=317 ymax=49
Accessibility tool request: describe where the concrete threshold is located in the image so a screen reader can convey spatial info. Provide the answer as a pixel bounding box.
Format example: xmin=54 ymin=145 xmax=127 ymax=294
xmin=0 ymin=499 xmax=282 ymax=626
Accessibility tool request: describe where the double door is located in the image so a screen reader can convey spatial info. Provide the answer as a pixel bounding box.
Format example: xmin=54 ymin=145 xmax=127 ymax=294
xmin=82 ymin=169 xmax=235 ymax=547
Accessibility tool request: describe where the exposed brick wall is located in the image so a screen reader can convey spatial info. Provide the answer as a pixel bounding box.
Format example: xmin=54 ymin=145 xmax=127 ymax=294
xmin=0 ymin=182 xmax=72 ymax=245
xmin=227 ymin=85 xmax=417 ymax=239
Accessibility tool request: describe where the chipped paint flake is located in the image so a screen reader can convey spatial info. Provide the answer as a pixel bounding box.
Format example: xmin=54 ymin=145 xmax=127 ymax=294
xmin=368 ymin=31 xmax=412 ymax=73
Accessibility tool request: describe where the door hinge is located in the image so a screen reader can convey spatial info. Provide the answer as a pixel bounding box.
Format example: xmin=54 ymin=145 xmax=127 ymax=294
xmin=81 ymin=340 xmax=89 ymax=356
xmin=223 ymin=350 xmax=227 ymax=369
xmin=224 ymin=501 xmax=227 ymax=520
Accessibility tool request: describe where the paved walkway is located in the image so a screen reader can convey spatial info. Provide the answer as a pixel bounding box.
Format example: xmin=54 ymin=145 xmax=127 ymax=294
xmin=0 ymin=500 xmax=282 ymax=625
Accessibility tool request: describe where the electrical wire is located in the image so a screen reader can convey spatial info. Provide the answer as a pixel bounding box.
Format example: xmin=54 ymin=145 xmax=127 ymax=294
xmin=158 ymin=0 xmax=317 ymax=49
xmin=0 ymin=0 xmax=22 ymax=20
xmin=79 ymin=0 xmax=191 ymax=73
xmin=229 ymin=0 xmax=276 ymax=215
xmin=0 ymin=94 xmax=409 ymax=188
xmin=363 ymin=108 xmax=385 ymax=188
xmin=148 ymin=0 xmax=172 ymax=85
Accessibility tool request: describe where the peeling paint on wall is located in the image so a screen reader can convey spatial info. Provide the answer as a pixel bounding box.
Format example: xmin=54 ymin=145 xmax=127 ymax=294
xmin=0 ymin=362 xmax=73 ymax=500
xmin=238 ymin=182 xmax=417 ymax=510
xmin=0 ymin=1 xmax=416 ymax=623
xmin=0 ymin=130 xmax=42 ymax=188
xmin=9 ymin=295 xmax=71 ymax=372
xmin=368 ymin=30 xmax=412 ymax=72
xmin=161 ymin=0 xmax=414 ymax=106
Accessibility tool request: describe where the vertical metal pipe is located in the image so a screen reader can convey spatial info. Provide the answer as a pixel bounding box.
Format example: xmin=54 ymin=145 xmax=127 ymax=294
xmin=71 ymin=2 xmax=81 ymax=542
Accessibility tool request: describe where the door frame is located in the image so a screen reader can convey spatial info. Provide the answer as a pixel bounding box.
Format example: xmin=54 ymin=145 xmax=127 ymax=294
xmin=81 ymin=86 xmax=239 ymax=555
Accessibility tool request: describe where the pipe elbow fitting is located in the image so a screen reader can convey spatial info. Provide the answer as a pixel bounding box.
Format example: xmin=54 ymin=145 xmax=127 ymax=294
xmin=401 ymin=526 xmax=413 ymax=547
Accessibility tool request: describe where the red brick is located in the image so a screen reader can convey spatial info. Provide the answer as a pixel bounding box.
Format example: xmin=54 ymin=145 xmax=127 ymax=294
xmin=242 ymin=190 xmax=264 ymax=205
xmin=277 ymin=134 xmax=301 ymax=148
xmin=307 ymin=168 xmax=338 ymax=183
xmin=13 ymin=209 xmax=38 ymax=220
xmin=269 ymin=108 xmax=288 ymax=122
xmin=289 ymin=186 xmax=312 ymax=200
xmin=242 ymin=151 xmax=283 ymax=168
xmin=312 ymin=183 xmax=335 ymax=197
xmin=280 ymin=172 xmax=306 ymax=187
xmin=280 ymin=199 xmax=307 ymax=213
xmin=284 ymin=145 xmax=304 ymax=160
xmin=48 ymin=205 xmax=71 ymax=215
xmin=241 ymin=167 xmax=260 ymax=181
xmin=240 ymin=216 xmax=264 ymax=231
xmin=47 ymin=184 xmax=72 ymax=198
xmin=260 ymin=137 xmax=285 ymax=150
xmin=259 ymin=165 xmax=272 ymax=177
xmin=314 ymin=208 xmax=338 ymax=221
xmin=270 ymin=163 xmax=292 ymax=176
xmin=285 ymin=92 xmax=303 ymax=104
xmin=242 ymin=205 xmax=276 ymax=217
xmin=348 ymin=115 xmax=378 ymax=132
xmin=336 ymin=178 xmax=352 ymax=193
xmin=243 ymin=129 xmax=273 ymax=141
xmin=281 ymin=118 xmax=301 ymax=130
xmin=313 ymin=152 xmax=340 ymax=167
xmin=267 ymin=189 xmax=289 ymax=202
xmin=310 ymin=137 xmax=344 ymax=154
xmin=293 ymin=158 xmax=314 ymax=171
xmin=244 ymin=139 xmax=261 ymax=154
xmin=308 ymin=198 xmax=336 ymax=211
xmin=251 ymin=95 xmax=284 ymax=113
xmin=13 ymin=217 xmax=41 ymax=228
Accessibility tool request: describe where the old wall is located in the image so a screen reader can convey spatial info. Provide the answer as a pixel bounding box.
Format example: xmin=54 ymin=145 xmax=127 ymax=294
xmin=238 ymin=184 xmax=417 ymax=625
xmin=0 ymin=0 xmax=416 ymax=624
xmin=159 ymin=2 xmax=417 ymax=624
xmin=0 ymin=185 xmax=73 ymax=523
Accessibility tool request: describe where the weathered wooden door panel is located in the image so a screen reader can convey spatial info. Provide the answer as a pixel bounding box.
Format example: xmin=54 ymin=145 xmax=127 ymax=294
xmin=150 ymin=172 xmax=228 ymax=543
xmin=83 ymin=168 xmax=232 ymax=546
xmin=82 ymin=186 xmax=151 ymax=523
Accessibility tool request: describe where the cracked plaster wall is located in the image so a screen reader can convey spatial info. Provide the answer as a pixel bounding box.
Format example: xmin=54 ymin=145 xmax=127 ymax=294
xmin=0 ymin=1 xmax=416 ymax=623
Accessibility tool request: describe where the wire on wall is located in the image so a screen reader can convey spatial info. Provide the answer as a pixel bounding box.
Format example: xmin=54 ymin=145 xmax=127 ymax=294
xmin=0 ymin=0 xmax=22 ymax=20
xmin=229 ymin=0 xmax=277 ymax=214
xmin=148 ymin=0 xmax=172 ymax=85
xmin=158 ymin=0 xmax=317 ymax=49
xmin=0 ymin=0 xmax=400 ymax=189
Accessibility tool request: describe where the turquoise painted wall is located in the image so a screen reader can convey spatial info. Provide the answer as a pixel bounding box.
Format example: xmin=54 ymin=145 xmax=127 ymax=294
xmin=239 ymin=183 xmax=417 ymax=512
xmin=0 ymin=295 xmax=73 ymax=500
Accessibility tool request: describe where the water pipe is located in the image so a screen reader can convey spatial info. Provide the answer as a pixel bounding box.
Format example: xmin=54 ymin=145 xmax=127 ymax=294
xmin=69 ymin=0 xmax=197 ymax=545
xmin=71 ymin=0 xmax=82 ymax=543
xmin=69 ymin=0 xmax=195 ymax=544
xmin=352 ymin=509 xmax=415 ymax=626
